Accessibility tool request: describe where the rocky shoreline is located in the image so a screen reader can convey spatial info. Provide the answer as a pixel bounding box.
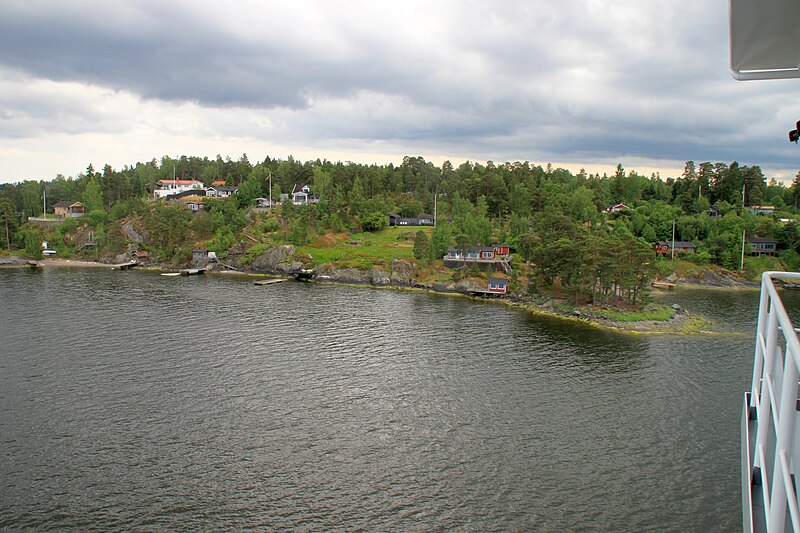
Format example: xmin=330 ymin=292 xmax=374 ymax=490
xmin=0 ymin=248 xmax=754 ymax=335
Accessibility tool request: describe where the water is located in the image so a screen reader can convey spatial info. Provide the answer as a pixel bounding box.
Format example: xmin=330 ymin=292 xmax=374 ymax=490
xmin=0 ymin=268 xmax=776 ymax=531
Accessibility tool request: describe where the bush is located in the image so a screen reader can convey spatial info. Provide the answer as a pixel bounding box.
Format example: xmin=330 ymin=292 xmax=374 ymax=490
xmin=686 ymin=250 xmax=712 ymax=265
xmin=361 ymin=212 xmax=387 ymax=232
xmin=262 ymin=218 xmax=280 ymax=233
xmin=242 ymin=243 xmax=270 ymax=266
xmin=84 ymin=209 xmax=109 ymax=228
xmin=781 ymin=249 xmax=800 ymax=271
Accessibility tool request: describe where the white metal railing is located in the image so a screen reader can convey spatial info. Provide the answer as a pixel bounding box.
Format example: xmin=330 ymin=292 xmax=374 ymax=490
xmin=744 ymin=272 xmax=800 ymax=532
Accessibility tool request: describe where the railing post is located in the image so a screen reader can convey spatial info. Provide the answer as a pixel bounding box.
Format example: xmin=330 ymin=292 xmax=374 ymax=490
xmin=755 ymin=301 xmax=781 ymax=470
xmin=769 ymin=343 xmax=799 ymax=532
xmin=750 ymin=273 xmax=772 ymax=409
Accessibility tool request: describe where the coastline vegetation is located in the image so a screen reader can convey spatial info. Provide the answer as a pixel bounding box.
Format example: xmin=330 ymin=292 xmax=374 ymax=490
xmin=2 ymin=155 xmax=799 ymax=324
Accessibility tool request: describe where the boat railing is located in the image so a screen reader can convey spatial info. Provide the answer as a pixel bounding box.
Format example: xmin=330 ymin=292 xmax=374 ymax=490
xmin=744 ymin=271 xmax=800 ymax=532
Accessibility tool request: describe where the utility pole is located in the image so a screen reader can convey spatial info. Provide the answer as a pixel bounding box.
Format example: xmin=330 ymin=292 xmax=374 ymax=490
xmin=434 ymin=193 xmax=437 ymax=227
xmin=42 ymin=189 xmax=46 ymax=218
xmin=671 ymin=219 xmax=676 ymax=260
xmin=741 ymin=229 xmax=746 ymax=272
xmin=269 ymin=172 xmax=273 ymax=212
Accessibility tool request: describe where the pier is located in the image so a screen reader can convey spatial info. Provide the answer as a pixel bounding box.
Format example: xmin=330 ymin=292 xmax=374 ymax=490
xmin=651 ymin=281 xmax=675 ymax=290
xmin=113 ymin=261 xmax=139 ymax=270
xmin=254 ymin=278 xmax=287 ymax=286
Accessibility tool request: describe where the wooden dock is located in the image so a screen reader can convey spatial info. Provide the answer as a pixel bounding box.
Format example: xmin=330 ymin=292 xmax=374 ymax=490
xmin=254 ymin=278 xmax=288 ymax=286
xmin=180 ymin=268 xmax=206 ymax=276
xmin=113 ymin=261 xmax=139 ymax=270
xmin=652 ymin=281 xmax=676 ymax=290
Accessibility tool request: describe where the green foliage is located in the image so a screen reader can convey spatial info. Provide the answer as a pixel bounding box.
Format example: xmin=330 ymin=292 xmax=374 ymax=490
xmin=81 ymin=178 xmax=104 ymax=212
xmin=429 ymin=224 xmax=452 ymax=262
xmin=237 ymin=175 xmax=264 ymax=208
xmin=17 ymin=227 xmax=44 ymax=258
xmin=262 ymin=218 xmax=280 ymax=233
xmin=2 ymin=153 xmax=796 ymax=291
xmin=56 ymin=216 xmax=80 ymax=235
xmin=243 ymin=243 xmax=270 ymax=266
xmin=83 ymin=209 xmax=109 ymax=228
xmin=0 ymin=197 xmax=18 ymax=249
xmin=287 ymin=217 xmax=309 ymax=245
xmin=413 ymin=230 xmax=430 ymax=261
xmin=686 ymin=250 xmax=712 ymax=265
xmin=143 ymin=202 xmax=192 ymax=261
xmin=592 ymin=306 xmax=675 ymax=322
xmin=781 ymin=249 xmax=800 ymax=271
xmin=361 ymin=212 xmax=387 ymax=232
xmin=211 ymin=226 xmax=236 ymax=254
xmin=295 ymin=227 xmax=415 ymax=269
xmin=744 ymin=255 xmax=784 ymax=280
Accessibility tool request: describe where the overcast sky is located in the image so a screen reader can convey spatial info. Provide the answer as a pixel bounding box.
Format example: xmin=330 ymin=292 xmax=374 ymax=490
xmin=1 ymin=0 xmax=799 ymax=184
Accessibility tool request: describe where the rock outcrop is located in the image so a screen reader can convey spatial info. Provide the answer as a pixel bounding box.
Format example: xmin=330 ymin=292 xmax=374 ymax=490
xmin=250 ymin=245 xmax=303 ymax=274
xmin=369 ymin=267 xmax=391 ymax=286
xmin=311 ymin=259 xmax=420 ymax=287
xmin=667 ymin=268 xmax=758 ymax=288
xmin=0 ymin=255 xmax=25 ymax=266
xmin=120 ymin=220 xmax=146 ymax=244
xmin=389 ymin=259 xmax=417 ymax=287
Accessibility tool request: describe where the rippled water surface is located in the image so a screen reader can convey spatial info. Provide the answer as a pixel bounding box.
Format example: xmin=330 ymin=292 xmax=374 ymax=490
xmin=0 ymin=268 xmax=780 ymax=530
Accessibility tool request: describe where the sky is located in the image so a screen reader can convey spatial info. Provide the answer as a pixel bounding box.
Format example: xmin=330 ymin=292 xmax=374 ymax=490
xmin=1 ymin=0 xmax=799 ymax=185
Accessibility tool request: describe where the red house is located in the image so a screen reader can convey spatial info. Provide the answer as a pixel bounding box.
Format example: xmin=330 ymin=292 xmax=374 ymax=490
xmin=487 ymin=277 xmax=508 ymax=294
xmin=654 ymin=241 xmax=697 ymax=255
xmin=444 ymin=244 xmax=512 ymax=273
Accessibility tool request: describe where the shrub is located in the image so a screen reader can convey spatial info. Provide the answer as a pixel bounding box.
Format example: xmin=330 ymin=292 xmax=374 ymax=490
xmin=262 ymin=219 xmax=280 ymax=233
xmin=361 ymin=212 xmax=387 ymax=232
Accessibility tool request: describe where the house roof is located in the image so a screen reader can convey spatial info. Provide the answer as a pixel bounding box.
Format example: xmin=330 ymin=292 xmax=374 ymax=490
xmin=448 ymin=246 xmax=496 ymax=253
xmin=157 ymin=179 xmax=201 ymax=185
xmin=53 ymin=200 xmax=83 ymax=208
xmin=656 ymin=241 xmax=696 ymax=248
xmin=748 ymin=237 xmax=778 ymax=244
xmin=209 ymin=186 xmax=239 ymax=192
xmin=211 ymin=180 xmax=226 ymax=186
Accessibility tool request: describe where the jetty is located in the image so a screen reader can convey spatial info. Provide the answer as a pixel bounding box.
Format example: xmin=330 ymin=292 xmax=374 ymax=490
xmin=254 ymin=278 xmax=287 ymax=286
xmin=113 ymin=261 xmax=139 ymax=270
xmin=652 ymin=281 xmax=676 ymax=290
xmin=180 ymin=268 xmax=206 ymax=276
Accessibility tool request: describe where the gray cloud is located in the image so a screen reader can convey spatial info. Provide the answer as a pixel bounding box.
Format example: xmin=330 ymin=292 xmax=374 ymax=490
xmin=1 ymin=0 xmax=798 ymax=181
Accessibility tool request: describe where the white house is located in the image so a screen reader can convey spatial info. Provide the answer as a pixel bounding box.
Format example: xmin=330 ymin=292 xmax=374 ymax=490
xmin=154 ymin=179 xmax=204 ymax=198
xmin=291 ymin=184 xmax=318 ymax=205
xmin=206 ymin=185 xmax=239 ymax=198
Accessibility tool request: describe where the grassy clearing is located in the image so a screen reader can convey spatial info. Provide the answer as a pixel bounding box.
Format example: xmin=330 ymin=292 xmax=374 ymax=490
xmin=296 ymin=227 xmax=426 ymax=270
xmin=591 ymin=307 xmax=675 ymax=322
xmin=555 ymin=301 xmax=676 ymax=322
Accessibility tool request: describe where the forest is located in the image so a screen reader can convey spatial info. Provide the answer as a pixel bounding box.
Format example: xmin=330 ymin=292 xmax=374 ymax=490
xmin=2 ymin=154 xmax=800 ymax=306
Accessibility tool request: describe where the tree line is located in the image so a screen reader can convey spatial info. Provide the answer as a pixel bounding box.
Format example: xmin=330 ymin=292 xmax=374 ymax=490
xmin=2 ymin=155 xmax=800 ymax=305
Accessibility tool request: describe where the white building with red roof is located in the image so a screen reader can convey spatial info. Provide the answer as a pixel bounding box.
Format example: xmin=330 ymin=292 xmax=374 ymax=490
xmin=154 ymin=179 xmax=204 ymax=198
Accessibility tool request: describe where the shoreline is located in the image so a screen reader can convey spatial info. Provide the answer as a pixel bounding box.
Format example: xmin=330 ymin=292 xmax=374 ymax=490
xmin=0 ymin=255 xmax=738 ymax=335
